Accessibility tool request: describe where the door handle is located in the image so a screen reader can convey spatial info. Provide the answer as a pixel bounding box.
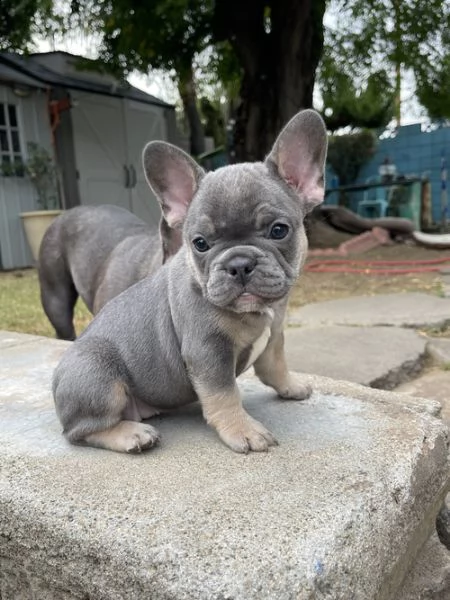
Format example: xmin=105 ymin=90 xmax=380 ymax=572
xmin=129 ymin=164 xmax=137 ymax=188
xmin=123 ymin=165 xmax=130 ymax=189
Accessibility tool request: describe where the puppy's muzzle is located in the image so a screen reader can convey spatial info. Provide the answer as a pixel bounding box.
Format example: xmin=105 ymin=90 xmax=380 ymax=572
xmin=225 ymin=255 xmax=257 ymax=286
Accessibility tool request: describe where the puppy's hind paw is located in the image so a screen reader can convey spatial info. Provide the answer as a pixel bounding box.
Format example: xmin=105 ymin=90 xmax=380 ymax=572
xmin=126 ymin=423 xmax=161 ymax=454
xmin=277 ymin=372 xmax=312 ymax=401
xmin=84 ymin=420 xmax=160 ymax=453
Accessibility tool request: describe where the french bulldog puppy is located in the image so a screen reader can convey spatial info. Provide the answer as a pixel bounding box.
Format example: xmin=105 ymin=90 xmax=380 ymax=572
xmin=53 ymin=109 xmax=327 ymax=454
xmin=38 ymin=204 xmax=182 ymax=340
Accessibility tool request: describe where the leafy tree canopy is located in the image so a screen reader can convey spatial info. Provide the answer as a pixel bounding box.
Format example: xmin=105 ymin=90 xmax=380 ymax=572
xmin=68 ymin=0 xmax=212 ymax=79
xmin=0 ymin=0 xmax=56 ymax=51
xmin=322 ymin=0 xmax=450 ymax=123
xmin=416 ymin=54 xmax=450 ymax=120
xmin=4 ymin=0 xmax=450 ymax=159
xmin=320 ymin=54 xmax=394 ymax=131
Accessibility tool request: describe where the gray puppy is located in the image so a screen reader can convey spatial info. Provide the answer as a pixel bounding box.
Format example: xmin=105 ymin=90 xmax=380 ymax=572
xmin=53 ymin=109 xmax=327 ymax=454
xmin=38 ymin=204 xmax=182 ymax=340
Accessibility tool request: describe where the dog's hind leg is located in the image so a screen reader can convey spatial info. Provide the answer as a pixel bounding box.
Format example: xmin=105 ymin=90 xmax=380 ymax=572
xmin=39 ymin=273 xmax=78 ymax=341
xmin=38 ymin=230 xmax=79 ymax=340
xmin=84 ymin=420 xmax=160 ymax=453
xmin=53 ymin=343 xmax=160 ymax=453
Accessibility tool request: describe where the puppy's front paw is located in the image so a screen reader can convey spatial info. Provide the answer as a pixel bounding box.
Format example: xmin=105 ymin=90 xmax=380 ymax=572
xmin=277 ymin=372 xmax=312 ymax=401
xmin=217 ymin=412 xmax=278 ymax=454
xmin=84 ymin=420 xmax=160 ymax=453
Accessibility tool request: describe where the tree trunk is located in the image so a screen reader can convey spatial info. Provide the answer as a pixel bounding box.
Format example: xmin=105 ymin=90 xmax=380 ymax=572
xmin=214 ymin=0 xmax=326 ymax=162
xmin=394 ymin=61 xmax=401 ymax=127
xmin=393 ymin=0 xmax=402 ymax=127
xmin=178 ymin=64 xmax=205 ymax=156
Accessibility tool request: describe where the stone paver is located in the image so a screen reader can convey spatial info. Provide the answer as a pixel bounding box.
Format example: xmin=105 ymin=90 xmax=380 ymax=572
xmin=394 ymin=368 xmax=450 ymax=598
xmin=440 ymin=270 xmax=450 ymax=298
xmin=0 ymin=332 xmax=448 ymax=600
xmin=427 ymin=338 xmax=450 ymax=367
xmin=288 ymin=293 xmax=450 ymax=329
xmin=284 ymin=326 xmax=427 ymax=389
xmin=0 ymin=329 xmax=54 ymax=349
xmin=395 ymin=369 xmax=450 ymax=424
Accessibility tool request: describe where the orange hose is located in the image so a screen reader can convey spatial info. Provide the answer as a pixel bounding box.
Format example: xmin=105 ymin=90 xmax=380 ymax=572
xmin=305 ymin=256 xmax=450 ymax=275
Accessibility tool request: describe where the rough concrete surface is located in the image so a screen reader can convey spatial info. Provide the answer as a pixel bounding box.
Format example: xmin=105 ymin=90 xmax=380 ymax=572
xmin=394 ymin=365 xmax=450 ymax=598
xmin=395 ymin=369 xmax=450 ymax=424
xmin=399 ymin=534 xmax=450 ymax=600
xmin=284 ymin=326 xmax=427 ymax=389
xmin=1 ymin=332 xmax=449 ymax=600
xmin=427 ymin=338 xmax=450 ymax=367
xmin=437 ymin=505 xmax=450 ymax=550
xmin=288 ymin=293 xmax=450 ymax=329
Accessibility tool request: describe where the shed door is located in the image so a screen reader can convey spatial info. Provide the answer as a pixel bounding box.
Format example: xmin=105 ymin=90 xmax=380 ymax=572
xmin=71 ymin=94 xmax=167 ymax=228
xmin=71 ymin=93 xmax=131 ymax=210
xmin=124 ymin=100 xmax=167 ymax=226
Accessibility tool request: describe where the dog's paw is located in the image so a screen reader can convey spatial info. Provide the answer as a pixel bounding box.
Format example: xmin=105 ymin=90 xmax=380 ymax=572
xmin=277 ymin=372 xmax=312 ymax=401
xmin=124 ymin=422 xmax=161 ymax=454
xmin=217 ymin=412 xmax=278 ymax=454
xmin=84 ymin=420 xmax=160 ymax=453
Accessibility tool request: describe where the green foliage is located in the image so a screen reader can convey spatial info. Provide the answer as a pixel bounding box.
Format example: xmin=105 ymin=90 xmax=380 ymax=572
xmin=0 ymin=0 xmax=61 ymax=52
xmin=69 ymin=0 xmax=213 ymax=78
xmin=327 ymin=130 xmax=377 ymax=185
xmin=326 ymin=0 xmax=449 ymax=73
xmin=0 ymin=160 xmax=24 ymax=177
xmin=0 ymin=0 xmax=40 ymax=50
xmin=320 ymin=56 xmax=394 ymax=130
xmin=25 ymin=143 xmax=60 ymax=210
xmin=323 ymin=0 xmax=450 ymax=122
xmin=199 ymin=97 xmax=226 ymax=146
xmin=416 ymin=54 xmax=450 ymax=120
xmin=202 ymin=41 xmax=242 ymax=104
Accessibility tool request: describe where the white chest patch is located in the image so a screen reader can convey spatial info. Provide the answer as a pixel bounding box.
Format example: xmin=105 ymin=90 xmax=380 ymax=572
xmin=243 ymin=326 xmax=271 ymax=372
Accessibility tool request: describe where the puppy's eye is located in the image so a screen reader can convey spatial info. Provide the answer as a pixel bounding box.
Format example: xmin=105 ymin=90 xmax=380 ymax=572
xmin=193 ymin=237 xmax=210 ymax=252
xmin=269 ymin=223 xmax=289 ymax=240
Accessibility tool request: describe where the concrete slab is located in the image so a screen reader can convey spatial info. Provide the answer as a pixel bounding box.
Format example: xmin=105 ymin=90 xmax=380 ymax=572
xmin=398 ymin=533 xmax=450 ymax=600
xmin=395 ymin=369 xmax=450 ymax=424
xmin=284 ymin=326 xmax=427 ymax=390
xmin=288 ymin=293 xmax=450 ymax=329
xmin=427 ymin=337 xmax=450 ymax=367
xmin=440 ymin=271 xmax=450 ymax=298
xmin=0 ymin=329 xmax=55 ymax=349
xmin=1 ymin=333 xmax=449 ymax=600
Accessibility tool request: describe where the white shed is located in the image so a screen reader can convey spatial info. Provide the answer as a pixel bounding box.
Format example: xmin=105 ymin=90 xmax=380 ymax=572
xmin=0 ymin=51 xmax=184 ymax=270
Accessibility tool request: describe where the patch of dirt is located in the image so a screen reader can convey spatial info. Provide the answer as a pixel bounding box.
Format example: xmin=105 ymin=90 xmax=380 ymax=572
xmin=290 ymin=243 xmax=447 ymax=308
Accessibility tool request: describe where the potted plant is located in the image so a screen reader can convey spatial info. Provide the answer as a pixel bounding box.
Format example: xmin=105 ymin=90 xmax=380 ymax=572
xmin=20 ymin=142 xmax=63 ymax=262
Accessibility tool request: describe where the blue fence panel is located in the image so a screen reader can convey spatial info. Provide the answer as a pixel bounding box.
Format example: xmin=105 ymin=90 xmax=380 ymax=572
xmin=338 ymin=124 xmax=450 ymax=224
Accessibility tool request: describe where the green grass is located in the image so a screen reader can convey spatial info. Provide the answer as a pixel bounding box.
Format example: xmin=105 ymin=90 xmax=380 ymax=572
xmin=0 ymin=269 xmax=91 ymax=338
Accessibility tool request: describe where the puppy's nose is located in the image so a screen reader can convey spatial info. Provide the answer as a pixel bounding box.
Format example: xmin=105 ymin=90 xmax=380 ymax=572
xmin=225 ymin=256 xmax=257 ymax=285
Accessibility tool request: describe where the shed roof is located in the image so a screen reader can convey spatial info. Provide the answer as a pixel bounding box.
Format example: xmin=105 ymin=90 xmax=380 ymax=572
xmin=0 ymin=51 xmax=173 ymax=109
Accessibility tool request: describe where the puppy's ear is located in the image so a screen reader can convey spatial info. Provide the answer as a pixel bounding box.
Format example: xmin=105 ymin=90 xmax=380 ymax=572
xmin=143 ymin=142 xmax=205 ymax=228
xmin=266 ymin=109 xmax=328 ymax=211
xmin=159 ymin=217 xmax=183 ymax=263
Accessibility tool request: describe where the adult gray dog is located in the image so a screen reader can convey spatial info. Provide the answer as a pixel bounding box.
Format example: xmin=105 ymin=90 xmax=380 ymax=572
xmin=38 ymin=204 xmax=182 ymax=340
xmin=53 ymin=109 xmax=328 ymax=454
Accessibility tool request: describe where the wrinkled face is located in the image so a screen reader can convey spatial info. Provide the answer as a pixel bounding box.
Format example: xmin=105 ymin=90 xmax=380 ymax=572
xmin=183 ymin=163 xmax=309 ymax=314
